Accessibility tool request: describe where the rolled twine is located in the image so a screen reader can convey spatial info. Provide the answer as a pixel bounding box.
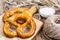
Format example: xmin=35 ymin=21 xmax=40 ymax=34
xmin=33 ymin=13 xmax=41 ymax=21
xmin=43 ymin=15 xmax=60 ymax=39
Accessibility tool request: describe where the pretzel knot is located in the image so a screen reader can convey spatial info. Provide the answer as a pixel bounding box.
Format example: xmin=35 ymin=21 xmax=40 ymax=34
xmin=3 ymin=8 xmax=36 ymax=38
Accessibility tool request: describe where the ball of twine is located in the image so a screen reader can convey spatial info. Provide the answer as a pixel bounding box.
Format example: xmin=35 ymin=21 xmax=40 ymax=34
xmin=43 ymin=15 xmax=60 ymax=39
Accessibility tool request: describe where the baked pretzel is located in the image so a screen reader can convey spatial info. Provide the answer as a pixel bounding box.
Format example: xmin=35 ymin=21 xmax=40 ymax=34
xmin=3 ymin=6 xmax=37 ymax=38
xmin=3 ymin=8 xmax=29 ymax=38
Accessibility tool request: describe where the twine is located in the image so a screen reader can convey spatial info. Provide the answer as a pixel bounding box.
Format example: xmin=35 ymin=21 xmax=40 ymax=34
xmin=43 ymin=15 xmax=60 ymax=40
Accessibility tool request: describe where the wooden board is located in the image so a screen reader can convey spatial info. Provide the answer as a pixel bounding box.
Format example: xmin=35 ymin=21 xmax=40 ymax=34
xmin=0 ymin=14 xmax=43 ymax=40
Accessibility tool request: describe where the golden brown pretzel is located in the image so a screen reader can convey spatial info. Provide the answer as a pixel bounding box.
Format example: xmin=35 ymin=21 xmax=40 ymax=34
xmin=3 ymin=8 xmax=30 ymax=38
xmin=4 ymin=10 xmax=36 ymax=38
xmin=3 ymin=6 xmax=37 ymax=38
xmin=7 ymin=12 xmax=36 ymax=38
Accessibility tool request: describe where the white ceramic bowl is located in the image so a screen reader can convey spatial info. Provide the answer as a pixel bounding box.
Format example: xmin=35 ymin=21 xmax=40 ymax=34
xmin=39 ymin=7 xmax=55 ymax=18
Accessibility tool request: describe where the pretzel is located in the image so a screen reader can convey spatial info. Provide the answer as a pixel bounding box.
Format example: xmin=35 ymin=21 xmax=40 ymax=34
xmin=3 ymin=6 xmax=37 ymax=38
